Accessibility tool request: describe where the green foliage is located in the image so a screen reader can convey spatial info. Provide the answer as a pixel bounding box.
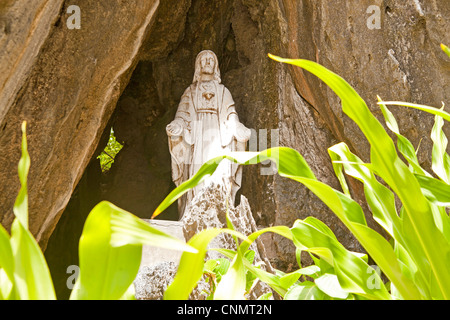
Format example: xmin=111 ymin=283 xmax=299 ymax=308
xmin=201 ymin=250 xmax=257 ymax=300
xmin=0 ymin=123 xmax=196 ymax=300
xmin=153 ymin=44 xmax=450 ymax=300
xmin=97 ymin=127 xmax=123 ymax=173
xmin=1 ymin=122 xmax=56 ymax=300
xmin=3 ymin=43 xmax=449 ymax=300
xmin=441 ymin=43 xmax=450 ymax=58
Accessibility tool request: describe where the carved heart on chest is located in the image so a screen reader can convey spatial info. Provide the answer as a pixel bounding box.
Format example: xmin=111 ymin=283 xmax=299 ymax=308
xmin=202 ymin=91 xmax=215 ymax=100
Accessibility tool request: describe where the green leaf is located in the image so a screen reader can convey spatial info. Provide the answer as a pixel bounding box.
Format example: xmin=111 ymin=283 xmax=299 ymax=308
xmin=270 ymin=54 xmax=450 ymax=299
xmin=13 ymin=121 xmax=30 ymax=230
xmin=0 ymin=224 xmax=15 ymax=300
xmin=279 ymin=271 xmax=302 ymax=290
xmin=0 ymin=225 xmax=14 ymax=286
xmin=70 ymin=202 xmax=142 ymax=300
xmin=430 ymin=107 xmax=450 ymax=183
xmin=415 ymin=174 xmax=450 ymax=206
xmin=328 ymin=142 xmax=399 ymax=238
xmin=9 ymin=121 xmax=56 ymax=300
xmin=164 ymin=228 xmax=247 ymax=300
xmin=214 ymin=247 xmax=246 ymax=300
xmin=108 ymin=205 xmax=196 ymax=253
xmin=0 ymin=268 xmax=14 ymax=300
xmin=441 ymin=43 xmax=450 ymax=58
xmin=10 ymin=220 xmax=56 ymax=299
xmin=71 ymin=201 xmax=196 ymax=300
xmin=244 ymin=250 xmax=256 ymax=264
xmin=315 ymin=273 xmax=349 ymax=299
xmin=215 ymin=248 xmax=288 ymax=297
xmin=297 ymin=265 xmax=321 ymax=277
xmin=213 ymin=259 xmax=231 ymax=280
xmin=381 ymin=101 xmax=450 ymax=123
xmin=284 ymin=281 xmax=328 ymax=300
xmin=204 ymin=259 xmax=219 ymax=273
xmin=378 ymin=98 xmax=430 ymax=176
xmin=257 ymin=292 xmax=273 ymax=300
xmin=291 ymin=218 xmax=390 ymax=300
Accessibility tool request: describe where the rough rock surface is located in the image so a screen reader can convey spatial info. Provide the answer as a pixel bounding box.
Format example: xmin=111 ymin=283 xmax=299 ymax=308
xmin=134 ymin=262 xmax=178 ymax=300
xmin=0 ymin=0 xmax=160 ymax=250
xmin=134 ymin=262 xmax=211 ymax=300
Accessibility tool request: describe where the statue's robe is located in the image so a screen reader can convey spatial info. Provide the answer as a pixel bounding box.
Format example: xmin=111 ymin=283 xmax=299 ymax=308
xmin=168 ymin=80 xmax=246 ymax=218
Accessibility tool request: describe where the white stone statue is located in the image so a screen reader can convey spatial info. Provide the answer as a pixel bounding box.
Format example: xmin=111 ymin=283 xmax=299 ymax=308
xmin=166 ymin=50 xmax=251 ymax=218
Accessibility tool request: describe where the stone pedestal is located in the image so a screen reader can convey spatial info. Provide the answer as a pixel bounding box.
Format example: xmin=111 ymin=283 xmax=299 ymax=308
xmin=140 ymin=220 xmax=185 ymax=268
xmin=133 ymin=183 xmax=275 ymax=300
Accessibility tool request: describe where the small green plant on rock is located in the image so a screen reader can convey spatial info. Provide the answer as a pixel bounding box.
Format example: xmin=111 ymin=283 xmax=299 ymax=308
xmin=97 ymin=127 xmax=123 ymax=173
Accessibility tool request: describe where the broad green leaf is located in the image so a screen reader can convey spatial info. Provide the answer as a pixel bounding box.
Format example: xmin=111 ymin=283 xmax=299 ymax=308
xmin=216 ymin=247 xmax=289 ymax=297
xmin=279 ymin=271 xmax=302 ymax=289
xmin=214 ymin=247 xmax=246 ymax=300
xmin=240 ymin=225 xmax=293 ymax=254
xmin=0 ymin=268 xmax=14 ymax=300
xmin=297 ymin=265 xmax=321 ymax=277
xmin=0 ymin=225 xmax=15 ymax=299
xmin=284 ymin=281 xmax=328 ymax=300
xmin=244 ymin=250 xmax=256 ymax=264
xmin=291 ymin=218 xmax=391 ymax=300
xmin=119 ymin=284 xmax=136 ymax=300
xmin=416 ymin=174 xmax=450 ymax=206
xmin=328 ymin=142 xmax=399 ymax=238
xmin=10 ymin=220 xmax=56 ymax=300
xmin=70 ymin=201 xmax=142 ymax=300
xmin=303 ymin=216 xmax=339 ymax=241
xmin=164 ymin=228 xmax=248 ymax=300
xmin=71 ymin=201 xmax=196 ymax=300
xmin=0 ymin=225 xmax=14 ymax=286
xmin=9 ymin=121 xmax=56 ymax=300
xmin=108 ymin=205 xmax=196 ymax=253
xmin=315 ymin=273 xmax=348 ymax=299
xmin=269 ymin=54 xmax=449 ymax=299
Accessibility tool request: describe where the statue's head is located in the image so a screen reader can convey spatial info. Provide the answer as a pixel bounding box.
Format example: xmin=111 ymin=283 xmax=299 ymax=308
xmin=193 ymin=50 xmax=221 ymax=83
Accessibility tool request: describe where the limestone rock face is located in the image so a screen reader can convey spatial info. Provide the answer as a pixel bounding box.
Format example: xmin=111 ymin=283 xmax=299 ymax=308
xmin=0 ymin=0 xmax=160 ymax=249
xmin=134 ymin=262 xmax=178 ymax=300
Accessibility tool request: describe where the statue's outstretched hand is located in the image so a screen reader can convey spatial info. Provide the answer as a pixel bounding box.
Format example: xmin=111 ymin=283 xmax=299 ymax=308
xmin=234 ymin=122 xmax=251 ymax=142
xmin=166 ymin=120 xmax=184 ymax=137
